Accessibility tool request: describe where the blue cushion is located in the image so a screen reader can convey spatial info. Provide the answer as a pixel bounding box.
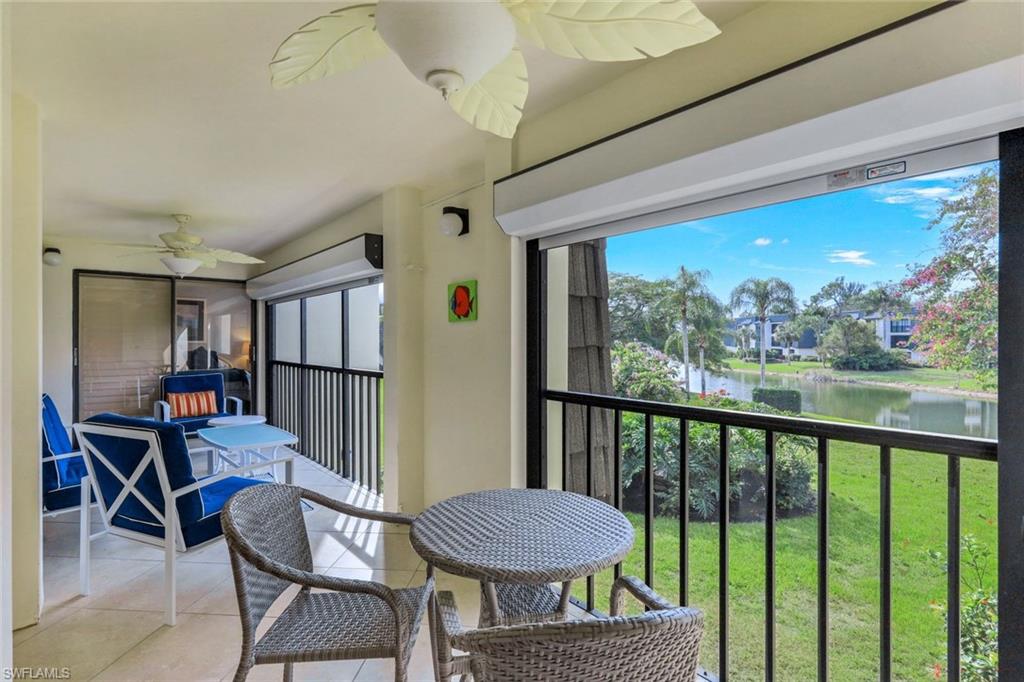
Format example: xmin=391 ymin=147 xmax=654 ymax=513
xmin=43 ymin=484 xmax=88 ymax=513
xmin=185 ymin=476 xmax=266 ymax=547
xmin=82 ymin=414 xmax=205 ymax=528
xmin=101 ymin=475 xmax=265 ymax=547
xmin=41 ymin=394 xmax=89 ymax=509
xmin=169 ymin=412 xmax=231 ymax=434
xmin=161 ymin=373 xmax=225 ymax=413
xmin=80 ymin=414 xmax=267 ymax=548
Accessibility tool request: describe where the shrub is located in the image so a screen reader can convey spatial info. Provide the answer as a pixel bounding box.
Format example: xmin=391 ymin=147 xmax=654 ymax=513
xmin=620 ymin=395 xmax=816 ymax=521
xmin=752 ymin=387 xmax=801 ymax=413
xmin=928 ymin=535 xmax=998 ymax=681
xmin=611 ymin=342 xmax=684 ymax=403
xmin=831 ymin=348 xmax=906 ymax=371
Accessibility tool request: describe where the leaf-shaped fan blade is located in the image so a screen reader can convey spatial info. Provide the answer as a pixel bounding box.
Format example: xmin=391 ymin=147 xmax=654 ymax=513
xmin=501 ymin=0 xmax=720 ymax=61
xmin=447 ymin=47 xmax=528 ymax=139
xmin=270 ymin=4 xmax=390 ymax=89
xmin=159 ymin=230 xmax=204 ymax=249
xmin=108 ymin=243 xmax=173 ymax=252
xmin=203 ymin=248 xmax=265 ymax=265
xmin=180 ymin=250 xmax=218 ymax=268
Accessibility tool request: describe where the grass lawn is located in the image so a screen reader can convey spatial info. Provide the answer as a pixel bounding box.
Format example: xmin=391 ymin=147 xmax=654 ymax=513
xmin=723 ymin=358 xmax=991 ymax=393
xmin=572 ymin=439 xmax=997 ymax=681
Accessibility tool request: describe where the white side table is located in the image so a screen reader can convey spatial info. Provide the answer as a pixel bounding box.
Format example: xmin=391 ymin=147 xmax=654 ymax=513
xmin=207 ymin=415 xmax=267 ymax=427
xmin=197 ymin=423 xmax=295 ymax=481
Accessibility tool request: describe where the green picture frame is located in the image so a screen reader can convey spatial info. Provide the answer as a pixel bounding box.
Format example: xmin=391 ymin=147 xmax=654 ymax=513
xmin=448 ymin=279 xmax=478 ymax=322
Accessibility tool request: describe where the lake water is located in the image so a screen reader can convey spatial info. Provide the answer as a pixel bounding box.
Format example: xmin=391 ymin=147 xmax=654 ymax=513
xmin=688 ymin=368 xmax=997 ymax=440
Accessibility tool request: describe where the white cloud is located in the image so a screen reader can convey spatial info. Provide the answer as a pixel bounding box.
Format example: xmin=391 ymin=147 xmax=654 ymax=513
xmin=781 ymin=238 xmax=790 ymax=245
xmin=827 ymin=250 xmax=876 ymax=267
xmin=752 ymin=237 xmax=772 ymax=247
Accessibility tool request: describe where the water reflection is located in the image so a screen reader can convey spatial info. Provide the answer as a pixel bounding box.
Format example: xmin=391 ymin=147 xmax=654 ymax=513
xmin=693 ymin=370 xmax=997 ymax=439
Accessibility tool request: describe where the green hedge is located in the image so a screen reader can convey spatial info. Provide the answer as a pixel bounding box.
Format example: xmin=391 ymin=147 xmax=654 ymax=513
xmin=831 ymin=349 xmax=906 ymax=371
xmin=752 ymin=387 xmax=801 ymax=413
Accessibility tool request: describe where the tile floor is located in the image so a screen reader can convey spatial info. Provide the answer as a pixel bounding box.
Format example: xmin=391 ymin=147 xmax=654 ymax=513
xmin=14 ymin=453 xmax=493 ymax=681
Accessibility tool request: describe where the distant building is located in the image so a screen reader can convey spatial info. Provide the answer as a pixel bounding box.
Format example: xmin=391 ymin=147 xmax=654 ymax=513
xmin=723 ymin=311 xmax=924 ymax=362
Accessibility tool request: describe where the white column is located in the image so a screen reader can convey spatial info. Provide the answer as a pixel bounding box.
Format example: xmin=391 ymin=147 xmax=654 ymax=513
xmin=382 ymin=186 xmax=424 ymax=513
xmin=0 ymin=1 xmax=14 ymax=666
xmin=10 ymin=92 xmax=42 ymax=630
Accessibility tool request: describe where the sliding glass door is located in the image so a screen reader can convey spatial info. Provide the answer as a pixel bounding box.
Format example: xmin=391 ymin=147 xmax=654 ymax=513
xmin=74 ymin=271 xmax=253 ymax=421
xmin=75 ymin=273 xmax=173 ymax=419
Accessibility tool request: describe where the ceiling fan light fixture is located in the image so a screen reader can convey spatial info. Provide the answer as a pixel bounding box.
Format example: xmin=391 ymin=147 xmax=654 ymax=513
xmin=161 ymin=256 xmax=202 ymax=278
xmin=375 ymin=0 xmax=515 ymax=97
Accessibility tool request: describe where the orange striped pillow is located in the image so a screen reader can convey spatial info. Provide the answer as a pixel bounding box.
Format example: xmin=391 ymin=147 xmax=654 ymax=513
xmin=167 ymin=390 xmax=219 ymax=418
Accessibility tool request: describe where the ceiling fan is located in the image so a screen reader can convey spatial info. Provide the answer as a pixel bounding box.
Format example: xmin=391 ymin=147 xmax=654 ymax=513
xmin=270 ymin=0 xmax=720 ymax=138
xmin=115 ymin=214 xmax=264 ymax=277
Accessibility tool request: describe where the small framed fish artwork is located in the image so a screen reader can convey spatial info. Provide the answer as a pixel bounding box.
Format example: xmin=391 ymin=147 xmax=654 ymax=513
xmin=448 ymin=279 xmax=477 ymax=322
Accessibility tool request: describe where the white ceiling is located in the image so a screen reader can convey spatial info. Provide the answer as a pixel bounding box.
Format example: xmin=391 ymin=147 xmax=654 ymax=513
xmin=12 ymin=1 xmax=756 ymax=254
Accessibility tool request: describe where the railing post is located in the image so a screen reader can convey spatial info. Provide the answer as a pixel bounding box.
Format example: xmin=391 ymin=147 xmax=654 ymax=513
xmin=947 ymin=456 xmax=961 ymax=682
xmin=880 ymin=445 xmax=892 ymax=682
xmin=719 ymin=423 xmax=729 ymax=681
xmin=765 ymin=430 xmax=776 ymax=682
xmin=645 ymin=413 xmax=655 ymax=595
xmin=680 ymin=418 xmax=689 ymax=607
xmin=586 ymin=405 xmax=595 ymax=611
xmin=817 ymin=437 xmax=829 ymax=682
xmin=614 ymin=409 xmax=623 ymax=581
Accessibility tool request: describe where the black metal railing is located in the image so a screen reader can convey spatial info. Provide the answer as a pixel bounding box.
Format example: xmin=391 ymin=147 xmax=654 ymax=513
xmin=543 ymin=388 xmax=997 ymax=682
xmin=268 ymin=360 xmax=383 ymax=492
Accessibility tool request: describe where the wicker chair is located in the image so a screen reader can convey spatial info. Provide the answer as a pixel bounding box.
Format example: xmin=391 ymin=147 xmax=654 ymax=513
xmin=221 ymin=483 xmax=441 ymax=682
xmin=432 ymin=575 xmax=704 ymax=681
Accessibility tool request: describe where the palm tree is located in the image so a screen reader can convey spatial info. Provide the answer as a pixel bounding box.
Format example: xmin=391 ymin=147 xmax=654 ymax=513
xmin=730 ymin=277 xmax=797 ymax=386
xmin=660 ymin=266 xmax=710 ymax=397
xmin=736 ymin=323 xmax=756 ymax=361
xmin=775 ymin=320 xmax=802 ymax=363
xmin=688 ymin=296 xmax=727 ymax=394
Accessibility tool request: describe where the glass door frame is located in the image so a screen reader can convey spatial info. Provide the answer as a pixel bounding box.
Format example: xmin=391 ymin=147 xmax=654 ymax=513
xmin=71 ymin=268 xmax=253 ymax=422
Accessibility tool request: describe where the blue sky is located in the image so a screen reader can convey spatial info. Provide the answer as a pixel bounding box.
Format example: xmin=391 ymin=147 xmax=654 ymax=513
xmin=605 ymin=161 xmax=997 ymax=304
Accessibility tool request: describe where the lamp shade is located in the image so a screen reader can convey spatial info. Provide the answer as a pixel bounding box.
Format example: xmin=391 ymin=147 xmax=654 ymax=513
xmin=161 ymin=256 xmax=202 ymax=277
xmin=375 ymin=0 xmax=515 ymax=97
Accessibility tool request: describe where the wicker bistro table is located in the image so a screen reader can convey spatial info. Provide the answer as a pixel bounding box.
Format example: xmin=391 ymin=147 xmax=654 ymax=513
xmin=410 ymin=488 xmax=634 ymax=627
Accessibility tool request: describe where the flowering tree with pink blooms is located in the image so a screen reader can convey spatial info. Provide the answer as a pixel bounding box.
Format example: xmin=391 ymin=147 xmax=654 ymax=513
xmin=902 ymin=169 xmax=998 ymax=389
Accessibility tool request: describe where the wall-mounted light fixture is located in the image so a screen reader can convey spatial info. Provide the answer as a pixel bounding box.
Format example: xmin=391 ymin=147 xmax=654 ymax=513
xmin=42 ymin=247 xmax=63 ymax=267
xmin=439 ymin=206 xmax=470 ymax=237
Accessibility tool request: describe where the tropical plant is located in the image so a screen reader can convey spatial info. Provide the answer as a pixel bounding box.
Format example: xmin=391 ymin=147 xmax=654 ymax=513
xmin=903 ymin=168 xmax=998 ymax=390
xmin=620 ymin=396 xmax=815 ymax=520
xmin=659 ymin=266 xmax=711 ymax=397
xmin=729 ymin=277 xmax=797 ymax=386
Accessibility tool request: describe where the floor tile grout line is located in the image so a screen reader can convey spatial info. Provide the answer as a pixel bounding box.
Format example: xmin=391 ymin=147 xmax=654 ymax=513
xmin=85 ymin=615 xmax=177 ymax=682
